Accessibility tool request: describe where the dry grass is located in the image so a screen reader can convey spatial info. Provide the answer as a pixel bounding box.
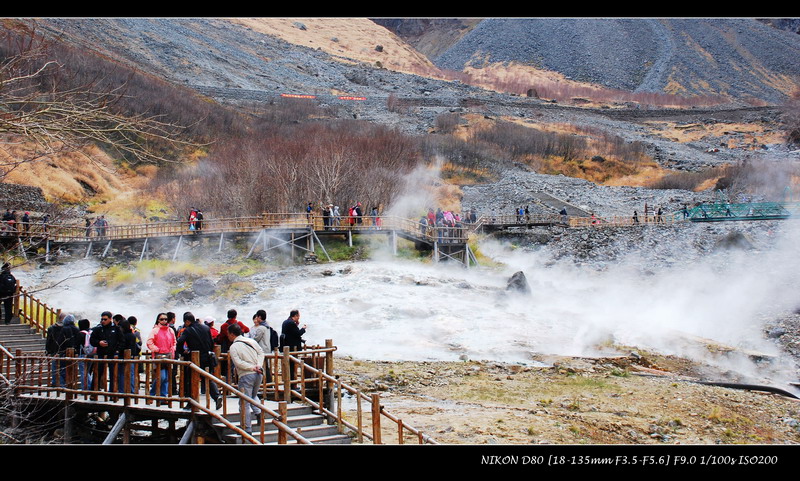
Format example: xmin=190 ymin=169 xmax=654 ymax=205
xmin=0 ymin=136 xmax=133 ymax=203
xmin=229 ymin=18 xmax=439 ymax=77
xmin=644 ymin=120 xmax=786 ymax=147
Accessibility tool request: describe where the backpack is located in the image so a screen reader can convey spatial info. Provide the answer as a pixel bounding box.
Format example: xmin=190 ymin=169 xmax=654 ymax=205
xmin=81 ymin=330 xmax=96 ymax=356
xmin=0 ymin=272 xmax=16 ymax=296
xmin=268 ymin=326 xmax=279 ymax=352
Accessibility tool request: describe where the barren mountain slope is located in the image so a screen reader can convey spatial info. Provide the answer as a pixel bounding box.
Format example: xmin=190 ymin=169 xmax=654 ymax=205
xmin=230 ymin=18 xmax=440 ymax=76
xmin=433 ymin=18 xmax=800 ymax=104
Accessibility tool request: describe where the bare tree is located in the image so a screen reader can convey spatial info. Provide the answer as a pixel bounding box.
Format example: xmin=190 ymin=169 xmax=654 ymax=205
xmin=0 ymin=24 xmax=192 ymax=180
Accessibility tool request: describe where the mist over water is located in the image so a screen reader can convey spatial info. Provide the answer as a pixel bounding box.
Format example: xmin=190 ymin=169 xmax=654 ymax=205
xmin=17 ymin=218 xmax=800 ymax=390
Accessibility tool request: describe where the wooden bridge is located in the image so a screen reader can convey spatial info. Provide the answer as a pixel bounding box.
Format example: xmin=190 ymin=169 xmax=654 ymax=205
xmin=4 ymin=200 xmax=799 ymax=269
xmin=3 ymin=213 xmax=477 ymax=267
xmin=0 ymin=285 xmax=438 ymax=445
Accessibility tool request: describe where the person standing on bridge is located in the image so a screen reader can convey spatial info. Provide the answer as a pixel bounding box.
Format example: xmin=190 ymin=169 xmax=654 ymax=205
xmin=188 ymin=208 xmax=197 ymax=232
xmin=46 ymin=312 xmax=80 ymax=387
xmin=147 ymin=313 xmax=176 ymax=399
xmin=280 ymin=309 xmax=306 ymax=398
xmin=176 ymin=312 xmax=223 ymax=410
xmin=355 ymin=202 xmax=364 ymax=225
xmin=0 ymin=263 xmax=16 ymax=325
xmin=116 ymin=319 xmax=140 ymax=394
xmin=21 ymin=212 xmax=29 ymax=236
xmin=196 ymin=210 xmax=204 ymax=231
xmin=227 ymin=322 xmax=264 ymax=433
xmin=89 ymin=311 xmax=123 ymax=391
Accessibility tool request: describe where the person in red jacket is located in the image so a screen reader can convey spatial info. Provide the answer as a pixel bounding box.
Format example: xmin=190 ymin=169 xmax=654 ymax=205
xmin=216 ymin=309 xmax=250 ymax=352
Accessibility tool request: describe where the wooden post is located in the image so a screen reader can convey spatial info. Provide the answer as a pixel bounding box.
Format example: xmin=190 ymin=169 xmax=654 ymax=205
xmin=63 ymin=404 xmax=74 ymax=444
xmin=336 ymin=380 xmax=343 ymax=433
xmin=65 ymin=348 xmax=76 ymax=401
xmin=398 ymin=419 xmax=404 ymax=444
xmin=122 ymin=349 xmax=131 ymax=407
xmin=371 ymin=393 xmax=382 ymax=445
xmin=190 ymin=351 xmax=200 ymax=410
xmin=356 ymin=392 xmax=363 ymax=443
xmin=282 ymin=347 xmax=291 ymax=403
xmin=325 ymin=339 xmax=334 ymax=424
xmin=278 ymin=401 xmax=288 ymax=445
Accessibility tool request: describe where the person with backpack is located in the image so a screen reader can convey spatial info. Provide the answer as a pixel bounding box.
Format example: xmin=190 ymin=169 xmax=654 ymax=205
xmin=227 ymin=323 xmax=264 ymax=434
xmin=46 ymin=313 xmax=80 ymax=387
xmin=250 ymin=309 xmax=277 ymax=384
xmin=116 ymin=319 xmax=141 ymax=394
xmin=78 ymin=319 xmax=94 ymax=389
xmin=176 ymin=312 xmax=223 ymax=410
xmin=0 ymin=263 xmax=16 ymax=325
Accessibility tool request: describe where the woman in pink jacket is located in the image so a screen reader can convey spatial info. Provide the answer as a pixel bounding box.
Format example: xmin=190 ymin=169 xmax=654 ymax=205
xmin=147 ymin=312 xmax=176 ymax=398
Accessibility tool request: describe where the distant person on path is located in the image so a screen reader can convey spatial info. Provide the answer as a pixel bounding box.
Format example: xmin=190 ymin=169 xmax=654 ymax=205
xmin=682 ymin=205 xmax=689 ymax=219
xmin=332 ymin=205 xmax=341 ymax=229
xmin=85 ymin=218 xmax=93 ymax=238
xmin=227 ymin=323 xmax=264 ymax=434
xmin=0 ymin=263 xmax=16 ymax=325
xmin=633 ymin=210 xmax=640 ymax=225
xmin=196 ymin=210 xmax=204 ymax=231
xmin=21 ymin=212 xmax=30 ymax=236
xmin=354 ymin=202 xmax=363 ymax=225
xmin=188 ymin=208 xmax=198 ymax=232
xmin=560 ymin=207 xmax=569 ymax=224
xmin=656 ymin=207 xmax=664 ymax=223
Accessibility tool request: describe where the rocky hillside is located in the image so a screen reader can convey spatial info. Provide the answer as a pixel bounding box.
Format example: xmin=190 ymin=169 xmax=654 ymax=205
xmin=430 ymin=18 xmax=800 ymax=104
xmin=38 ymin=18 xmax=800 ymax=108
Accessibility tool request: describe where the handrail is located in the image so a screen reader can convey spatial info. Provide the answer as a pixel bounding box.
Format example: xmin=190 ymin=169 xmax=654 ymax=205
xmin=5 ymin=349 xmax=311 ymax=445
xmin=10 ymin=213 xmax=471 ymax=244
xmin=5 ymin=282 xmax=438 ymax=445
xmin=15 ymin=282 xmax=60 ymax=336
xmin=279 ymin=348 xmax=438 ymax=445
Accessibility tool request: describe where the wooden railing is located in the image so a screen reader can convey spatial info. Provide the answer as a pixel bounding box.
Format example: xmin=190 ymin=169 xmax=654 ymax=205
xmin=0 ymin=336 xmax=437 ymax=445
xmin=5 ymin=348 xmax=311 ymax=444
xmin=568 ymin=214 xmax=676 ymax=227
xmin=8 ymin=213 xmax=470 ymax=244
xmin=15 ymin=281 xmax=59 ymax=337
xmin=276 ymin=341 xmax=438 ymax=445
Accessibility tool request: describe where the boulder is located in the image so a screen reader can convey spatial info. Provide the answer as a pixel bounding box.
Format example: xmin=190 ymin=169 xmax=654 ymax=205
xmin=192 ymin=278 xmax=217 ymax=297
xmin=506 ymin=271 xmax=531 ymax=294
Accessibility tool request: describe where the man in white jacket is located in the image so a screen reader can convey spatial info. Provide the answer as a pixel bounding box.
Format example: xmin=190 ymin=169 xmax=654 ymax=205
xmin=227 ymin=323 xmax=265 ymax=434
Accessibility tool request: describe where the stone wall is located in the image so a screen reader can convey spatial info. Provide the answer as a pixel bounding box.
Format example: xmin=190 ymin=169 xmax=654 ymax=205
xmin=0 ymin=183 xmax=51 ymax=214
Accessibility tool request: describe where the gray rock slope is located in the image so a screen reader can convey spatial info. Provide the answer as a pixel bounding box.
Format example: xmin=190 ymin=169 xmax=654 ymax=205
xmin=434 ymin=18 xmax=800 ymax=103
